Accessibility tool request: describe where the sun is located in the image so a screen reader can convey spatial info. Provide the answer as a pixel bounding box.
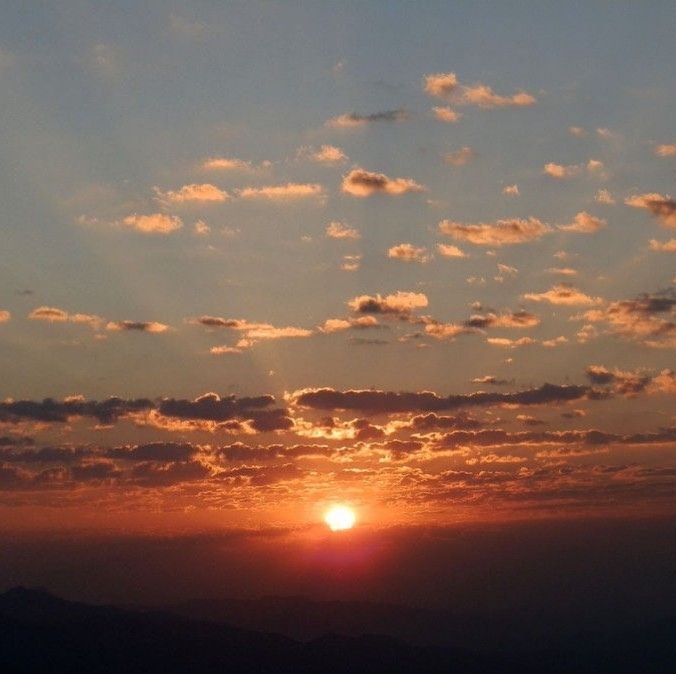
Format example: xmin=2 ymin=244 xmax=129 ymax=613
xmin=324 ymin=505 xmax=356 ymax=531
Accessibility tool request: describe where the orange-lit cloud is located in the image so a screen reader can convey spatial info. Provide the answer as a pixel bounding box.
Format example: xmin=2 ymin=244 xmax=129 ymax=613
xmin=439 ymin=217 xmax=551 ymax=246
xmin=154 ymin=183 xmax=230 ymax=204
xmin=558 ymin=211 xmax=607 ymax=233
xmin=326 ymin=221 xmax=360 ymax=240
xmin=436 ymin=243 xmax=468 ymax=258
xmin=649 ymin=239 xmax=676 ymax=252
xmin=543 ymin=163 xmax=580 ymax=179
xmin=0 ymin=310 xmax=11 ymax=323
xmin=122 ymin=213 xmax=183 ymax=234
xmin=654 ymin=144 xmax=676 ymax=157
xmin=342 ymin=169 xmax=426 ymax=197
xmin=625 ymin=193 xmax=676 ymax=228
xmin=523 ymin=283 xmax=603 ymax=306
xmin=296 ymin=144 xmax=347 ymax=164
xmin=387 ymin=243 xmax=430 ymax=263
xmin=502 ymin=184 xmax=519 ymax=196
xmin=432 ymin=106 xmax=461 ymax=123
xmin=348 ymin=291 xmax=428 ymax=316
xmin=444 ymin=146 xmax=475 ymax=166
xmin=238 ymin=183 xmax=325 ymax=201
xmin=106 ymin=320 xmax=169 ymax=333
xmin=28 ymin=306 xmax=103 ymax=329
xmin=423 ymin=72 xmax=536 ymax=108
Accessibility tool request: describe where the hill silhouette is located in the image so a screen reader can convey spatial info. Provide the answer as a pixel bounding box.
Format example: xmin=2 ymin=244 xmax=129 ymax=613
xmin=0 ymin=587 xmax=673 ymax=673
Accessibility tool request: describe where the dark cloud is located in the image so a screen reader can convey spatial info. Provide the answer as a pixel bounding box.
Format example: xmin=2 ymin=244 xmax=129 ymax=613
xmin=0 ymin=397 xmax=153 ymax=424
xmin=289 ymin=383 xmax=590 ymax=414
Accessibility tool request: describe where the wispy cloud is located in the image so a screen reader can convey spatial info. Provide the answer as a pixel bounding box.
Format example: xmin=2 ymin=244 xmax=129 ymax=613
xmin=523 ymin=283 xmax=603 ymax=306
xmin=326 ymin=109 xmax=409 ymax=128
xmin=326 ymin=221 xmax=360 ymax=240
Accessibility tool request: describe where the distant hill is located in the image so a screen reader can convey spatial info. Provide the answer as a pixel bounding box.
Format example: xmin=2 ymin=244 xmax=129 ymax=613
xmin=0 ymin=587 xmax=673 ymax=673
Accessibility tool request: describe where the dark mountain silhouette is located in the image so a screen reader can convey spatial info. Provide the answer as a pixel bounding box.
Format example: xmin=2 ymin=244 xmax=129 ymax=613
xmin=0 ymin=587 xmax=673 ymax=673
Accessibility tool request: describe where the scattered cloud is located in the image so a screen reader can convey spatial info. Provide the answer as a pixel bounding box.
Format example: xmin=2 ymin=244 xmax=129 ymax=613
xmin=238 ymin=183 xmax=325 ymax=201
xmin=28 ymin=307 xmax=102 ymax=329
xmin=432 ymin=106 xmax=461 ymax=123
xmin=558 ymin=211 xmax=607 ymax=233
xmin=326 ymin=109 xmax=409 ymax=128
xmin=569 ymin=126 xmax=587 ymax=137
xmin=503 ymin=184 xmax=519 ymax=196
xmin=122 ymin=213 xmax=183 ymax=234
xmin=437 ymin=243 xmax=468 ymax=258
xmin=202 ymin=157 xmax=268 ymax=172
xmin=439 ymin=217 xmax=551 ymax=246
xmin=547 ymin=267 xmax=578 ymax=276
xmin=341 ymin=254 xmax=362 ymax=272
xmin=444 ymin=146 xmax=476 ymax=166
xmin=625 ymin=193 xmax=676 ymax=228
xmin=595 ymin=189 xmax=616 ymax=205
xmin=387 ymin=243 xmax=431 ymax=263
xmin=348 ymin=291 xmax=428 ymax=317
xmin=0 ymin=310 xmax=11 ymax=323
xmin=296 ymin=144 xmax=347 ymax=164
xmin=423 ymin=72 xmax=536 ymax=108
xmin=320 ymin=316 xmax=381 ymax=333
xmin=486 ymin=337 xmax=537 ymax=349
xmin=543 ymin=163 xmax=580 ymax=179
xmin=326 ymin=221 xmax=360 ymax=240
xmin=649 ymin=239 xmax=676 ymax=252
xmin=106 ymin=321 xmax=169 ymax=333
xmin=654 ymin=144 xmax=676 ymax=157
xmin=341 ymin=168 xmax=426 ymax=197
xmin=523 ymin=283 xmax=603 ymax=306
xmin=154 ymin=183 xmax=230 ymax=204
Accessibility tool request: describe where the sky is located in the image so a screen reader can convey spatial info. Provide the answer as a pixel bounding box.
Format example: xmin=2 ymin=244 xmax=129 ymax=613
xmin=0 ymin=2 xmax=674 ymax=603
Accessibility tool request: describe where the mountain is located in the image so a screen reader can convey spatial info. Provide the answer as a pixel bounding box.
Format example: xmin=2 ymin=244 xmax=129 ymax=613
xmin=0 ymin=587 xmax=512 ymax=673
xmin=0 ymin=587 xmax=673 ymax=673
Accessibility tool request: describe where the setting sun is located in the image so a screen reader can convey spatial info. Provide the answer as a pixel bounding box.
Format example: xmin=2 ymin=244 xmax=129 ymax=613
xmin=324 ymin=505 xmax=356 ymax=531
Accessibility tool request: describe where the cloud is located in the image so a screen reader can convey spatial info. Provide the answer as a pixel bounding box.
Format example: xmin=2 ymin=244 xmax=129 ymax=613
xmin=341 ymin=169 xmax=426 ymax=197
xmin=464 ymin=310 xmax=540 ymax=329
xmin=432 ymin=106 xmax=461 ymax=123
xmin=543 ymin=163 xmax=580 ymax=179
xmin=577 ymin=292 xmax=675 ymax=346
xmin=547 ymin=267 xmax=578 ymax=276
xmin=558 ymin=211 xmax=607 ymax=233
xmin=319 ymin=316 xmax=381 ymax=333
xmin=296 ymin=144 xmax=347 ymax=164
xmin=569 ymin=126 xmax=587 ymax=137
xmin=444 ymin=146 xmax=476 ymax=166
xmin=423 ymin=72 xmax=536 ymax=108
xmin=341 ymin=254 xmax=361 ymax=272
xmin=194 ymin=220 xmax=210 ymax=236
xmin=28 ymin=306 xmax=102 ymax=329
xmin=0 ymin=310 xmax=10 ymax=323
xmin=326 ymin=221 xmax=360 ymax=240
xmin=595 ymin=189 xmax=616 ymax=205
xmin=289 ymin=382 xmax=590 ymax=414
xmin=649 ymin=239 xmax=676 ymax=252
xmin=436 ymin=243 xmax=468 ymax=258
xmin=122 ymin=213 xmax=183 ymax=234
xmin=439 ymin=217 xmax=550 ymax=246
xmin=584 ymin=365 xmax=652 ymax=396
xmin=654 ymin=144 xmax=676 ymax=157
xmin=523 ymin=283 xmax=603 ymax=306
xmin=486 ymin=337 xmax=537 ymax=348
xmin=326 ymin=109 xmax=409 ymax=128
xmin=154 ymin=183 xmax=230 ymax=204
xmin=348 ymin=291 xmax=428 ymax=317
xmin=238 ymin=183 xmax=325 ymax=201
xmin=625 ymin=193 xmax=676 ymax=228
xmin=423 ymin=72 xmax=459 ymax=98
xmin=471 ymin=376 xmax=512 ymax=385
xmin=106 ymin=321 xmax=169 ymax=333
xmin=387 ymin=243 xmax=430 ymax=263
xmin=202 ymin=157 xmax=265 ymax=172
xmin=189 ymin=315 xmax=312 ymax=348
xmin=502 ymin=184 xmax=519 ymax=196
xmin=425 ymin=322 xmax=474 ymax=340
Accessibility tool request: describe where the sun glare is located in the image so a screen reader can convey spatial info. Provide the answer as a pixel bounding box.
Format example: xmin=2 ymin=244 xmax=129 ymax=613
xmin=324 ymin=505 xmax=356 ymax=531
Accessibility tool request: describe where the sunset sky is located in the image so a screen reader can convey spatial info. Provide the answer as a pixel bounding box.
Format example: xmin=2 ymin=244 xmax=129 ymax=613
xmin=0 ymin=0 xmax=674 ymax=586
